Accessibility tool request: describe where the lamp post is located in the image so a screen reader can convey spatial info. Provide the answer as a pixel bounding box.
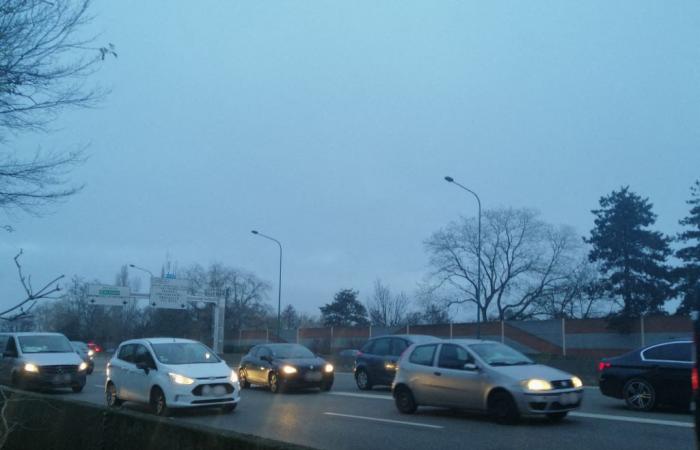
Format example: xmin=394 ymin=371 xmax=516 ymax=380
xmin=128 ymin=264 xmax=154 ymax=279
xmin=251 ymin=230 xmax=283 ymax=340
xmin=444 ymin=176 xmax=482 ymax=339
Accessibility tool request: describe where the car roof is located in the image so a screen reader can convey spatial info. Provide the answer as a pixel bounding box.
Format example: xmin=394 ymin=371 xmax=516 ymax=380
xmin=448 ymin=338 xmax=500 ymax=346
xmin=370 ymin=335 xmax=441 ymax=342
xmin=0 ymin=332 xmax=66 ymax=337
xmin=118 ymin=337 xmax=199 ymax=346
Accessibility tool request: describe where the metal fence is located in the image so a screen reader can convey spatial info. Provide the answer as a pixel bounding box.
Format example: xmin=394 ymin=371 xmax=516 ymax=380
xmin=227 ymin=315 xmax=692 ymax=359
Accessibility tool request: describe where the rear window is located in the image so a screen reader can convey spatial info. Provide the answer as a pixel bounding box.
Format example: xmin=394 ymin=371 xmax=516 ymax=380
xmin=409 ymin=344 xmax=437 ymax=366
xmin=643 ymin=343 xmax=692 ymax=362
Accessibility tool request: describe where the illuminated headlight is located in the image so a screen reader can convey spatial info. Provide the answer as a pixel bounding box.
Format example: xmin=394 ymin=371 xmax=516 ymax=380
xmin=571 ymin=376 xmax=583 ymax=388
xmin=78 ymin=362 xmax=88 ymax=372
xmin=169 ymin=372 xmax=195 ymax=385
xmin=24 ymin=363 xmax=39 ymax=373
xmin=324 ymin=364 xmax=334 ymax=373
xmin=281 ymin=365 xmax=297 ymax=375
xmin=524 ymin=379 xmax=552 ymax=391
xmin=88 ymin=350 xmax=95 ymax=357
xmin=230 ymin=370 xmax=239 ymax=383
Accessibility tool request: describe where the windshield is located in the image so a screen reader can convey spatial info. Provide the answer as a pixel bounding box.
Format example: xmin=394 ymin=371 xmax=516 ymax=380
xmin=469 ymin=343 xmax=534 ymax=366
xmin=270 ymin=345 xmax=315 ymax=359
xmin=19 ymin=335 xmax=74 ymax=354
xmin=151 ymin=343 xmax=220 ymax=365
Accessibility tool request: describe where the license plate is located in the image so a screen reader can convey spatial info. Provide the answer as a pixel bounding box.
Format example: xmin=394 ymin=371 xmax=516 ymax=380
xmin=52 ymin=374 xmax=71 ymax=384
xmin=559 ymin=393 xmax=579 ymax=405
xmin=305 ymin=373 xmax=322 ymax=382
xmin=201 ymin=385 xmax=228 ymax=397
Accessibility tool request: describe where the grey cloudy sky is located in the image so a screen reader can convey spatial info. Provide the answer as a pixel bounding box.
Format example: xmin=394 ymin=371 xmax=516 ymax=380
xmin=2 ymin=1 xmax=699 ymax=319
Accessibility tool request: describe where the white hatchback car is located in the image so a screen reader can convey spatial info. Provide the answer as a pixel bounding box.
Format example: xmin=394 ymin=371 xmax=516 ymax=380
xmin=105 ymin=338 xmax=240 ymax=415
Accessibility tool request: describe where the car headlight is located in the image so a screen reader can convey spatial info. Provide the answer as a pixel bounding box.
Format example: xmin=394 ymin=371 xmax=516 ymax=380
xmin=281 ymin=365 xmax=297 ymax=375
xmin=230 ymin=370 xmax=239 ymax=383
xmin=88 ymin=349 xmax=95 ymax=357
xmin=24 ymin=363 xmax=39 ymax=373
xmin=324 ymin=363 xmax=334 ymax=373
xmin=524 ymin=379 xmax=552 ymax=391
xmin=571 ymin=376 xmax=583 ymax=388
xmin=78 ymin=362 xmax=88 ymax=372
xmin=169 ymin=372 xmax=195 ymax=385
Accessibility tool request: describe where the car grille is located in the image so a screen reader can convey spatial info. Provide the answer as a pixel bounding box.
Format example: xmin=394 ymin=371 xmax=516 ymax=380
xmin=297 ymin=365 xmax=322 ymax=376
xmin=192 ymin=383 xmax=234 ymax=396
xmin=551 ymin=379 xmax=574 ymax=389
xmin=41 ymin=365 xmax=79 ymax=375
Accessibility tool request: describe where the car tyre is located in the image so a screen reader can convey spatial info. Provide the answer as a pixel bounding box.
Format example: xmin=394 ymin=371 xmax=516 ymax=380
xmin=151 ymin=387 xmax=170 ymax=416
xmin=489 ymin=391 xmax=520 ymax=424
xmin=106 ymin=382 xmax=123 ymax=407
xmin=239 ymin=369 xmax=251 ymax=389
xmin=87 ymin=366 xmax=94 ymax=375
xmin=546 ymin=412 xmax=568 ymax=422
xmin=623 ymin=378 xmax=656 ymax=411
xmin=222 ymin=404 xmax=237 ymax=414
xmin=394 ymin=387 xmax=418 ymax=414
xmin=269 ymin=373 xmax=284 ymax=394
xmin=355 ymin=369 xmax=372 ymax=391
xmin=72 ymin=384 xmax=85 ymax=393
xmin=320 ymin=380 xmax=333 ymax=392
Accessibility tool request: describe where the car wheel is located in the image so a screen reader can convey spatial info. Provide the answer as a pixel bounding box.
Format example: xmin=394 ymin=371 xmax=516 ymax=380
xmin=151 ymin=387 xmax=170 ymax=416
xmin=546 ymin=412 xmax=568 ymax=422
xmin=221 ymin=404 xmax=237 ymax=414
xmin=106 ymin=383 xmax=123 ymax=407
xmin=623 ymin=378 xmax=656 ymax=411
xmin=72 ymin=384 xmax=85 ymax=393
xmin=394 ymin=387 xmax=417 ymax=414
xmin=320 ymin=380 xmax=333 ymax=392
xmin=269 ymin=373 xmax=284 ymax=394
xmin=239 ymin=369 xmax=250 ymax=389
xmin=355 ymin=369 xmax=372 ymax=391
xmin=87 ymin=367 xmax=94 ymax=375
xmin=489 ymin=391 xmax=520 ymax=424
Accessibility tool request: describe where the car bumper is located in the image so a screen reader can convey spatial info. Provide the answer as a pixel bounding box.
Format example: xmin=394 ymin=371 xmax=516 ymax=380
xmin=20 ymin=372 xmax=86 ymax=389
xmin=279 ymin=372 xmax=334 ymax=390
xmin=514 ymin=389 xmax=584 ymax=415
xmin=166 ymin=381 xmax=241 ymax=409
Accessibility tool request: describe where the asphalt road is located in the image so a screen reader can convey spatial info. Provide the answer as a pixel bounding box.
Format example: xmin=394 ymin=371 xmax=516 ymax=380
xmin=66 ymin=361 xmax=694 ymax=450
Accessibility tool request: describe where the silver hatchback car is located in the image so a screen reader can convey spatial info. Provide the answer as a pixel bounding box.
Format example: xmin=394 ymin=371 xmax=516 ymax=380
xmin=392 ymin=339 xmax=584 ymax=423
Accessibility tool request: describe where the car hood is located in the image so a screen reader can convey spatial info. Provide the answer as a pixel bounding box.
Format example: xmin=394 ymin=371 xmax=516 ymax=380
xmin=22 ymin=352 xmax=84 ymax=366
xmin=160 ymin=361 xmax=231 ymax=379
xmin=490 ymin=364 xmax=574 ymax=381
xmin=274 ymin=357 xmax=326 ymax=368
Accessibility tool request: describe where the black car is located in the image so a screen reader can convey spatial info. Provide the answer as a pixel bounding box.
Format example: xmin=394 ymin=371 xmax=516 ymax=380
xmin=599 ymin=340 xmax=693 ymax=411
xmin=354 ymin=335 xmax=439 ymax=390
xmin=238 ymin=343 xmax=334 ymax=393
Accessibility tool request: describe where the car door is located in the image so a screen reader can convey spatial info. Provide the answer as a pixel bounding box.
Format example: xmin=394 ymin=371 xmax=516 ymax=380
xmin=643 ymin=342 xmax=693 ymax=405
xmin=240 ymin=347 xmax=259 ymax=382
xmin=432 ymin=343 xmax=483 ymax=409
xmin=367 ymin=338 xmax=392 ymax=384
xmin=254 ymin=346 xmax=273 ymax=383
xmin=111 ymin=344 xmax=136 ymax=400
xmin=405 ymin=343 xmax=440 ymax=404
xmin=131 ymin=344 xmax=158 ymax=402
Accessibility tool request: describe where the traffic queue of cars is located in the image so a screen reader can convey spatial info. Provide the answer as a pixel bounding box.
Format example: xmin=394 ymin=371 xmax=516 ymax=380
xmin=0 ymin=330 xmax=692 ymax=424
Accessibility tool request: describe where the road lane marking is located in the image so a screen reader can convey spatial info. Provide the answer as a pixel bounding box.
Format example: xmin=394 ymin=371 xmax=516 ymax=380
xmin=323 ymin=412 xmax=443 ymax=429
xmin=94 ymin=384 xmax=104 ymax=388
xmin=329 ymin=392 xmax=392 ymax=401
xmin=570 ymin=412 xmax=693 ymax=428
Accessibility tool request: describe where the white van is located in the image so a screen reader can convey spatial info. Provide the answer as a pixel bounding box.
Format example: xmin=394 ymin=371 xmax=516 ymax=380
xmin=0 ymin=332 xmax=88 ymax=392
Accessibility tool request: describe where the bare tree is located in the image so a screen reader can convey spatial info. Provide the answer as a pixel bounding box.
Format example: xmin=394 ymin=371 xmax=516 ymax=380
xmin=0 ymin=0 xmax=116 ymax=215
xmin=425 ymin=208 xmax=583 ymax=321
xmin=1 ymin=250 xmax=64 ymax=321
xmin=367 ymin=279 xmax=411 ymax=326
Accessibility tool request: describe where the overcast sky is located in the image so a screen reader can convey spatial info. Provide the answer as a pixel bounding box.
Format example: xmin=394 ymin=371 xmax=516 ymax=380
xmin=2 ymin=1 xmax=699 ymax=319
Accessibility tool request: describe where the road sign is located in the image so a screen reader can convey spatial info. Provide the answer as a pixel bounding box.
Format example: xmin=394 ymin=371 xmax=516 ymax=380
xmin=87 ymin=284 xmax=130 ymax=306
xmin=150 ymin=277 xmax=189 ymax=309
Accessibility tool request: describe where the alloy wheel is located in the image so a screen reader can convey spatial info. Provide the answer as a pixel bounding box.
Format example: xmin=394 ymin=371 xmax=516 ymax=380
xmin=624 ymin=379 xmax=655 ymax=411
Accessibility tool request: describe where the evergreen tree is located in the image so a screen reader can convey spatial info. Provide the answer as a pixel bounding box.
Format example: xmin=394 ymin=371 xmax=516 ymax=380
xmin=675 ymin=180 xmax=700 ymax=315
xmin=585 ymin=187 xmax=672 ymax=317
xmin=319 ymin=289 xmax=369 ymax=327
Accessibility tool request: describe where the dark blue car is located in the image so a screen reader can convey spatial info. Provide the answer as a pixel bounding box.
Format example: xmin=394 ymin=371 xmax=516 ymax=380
xmin=354 ymin=335 xmax=439 ymax=390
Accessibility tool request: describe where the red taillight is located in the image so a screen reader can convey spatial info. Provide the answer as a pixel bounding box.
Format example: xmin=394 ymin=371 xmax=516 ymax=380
xmin=598 ymin=361 xmax=611 ymax=372
xmin=692 ymin=367 xmax=698 ymax=392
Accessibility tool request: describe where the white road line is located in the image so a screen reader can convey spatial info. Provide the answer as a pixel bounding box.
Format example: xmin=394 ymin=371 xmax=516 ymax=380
xmin=329 ymin=391 xmax=392 ymax=401
xmin=94 ymin=384 xmax=104 ymax=388
xmin=570 ymin=412 xmax=693 ymax=428
xmin=324 ymin=412 xmax=443 ymax=429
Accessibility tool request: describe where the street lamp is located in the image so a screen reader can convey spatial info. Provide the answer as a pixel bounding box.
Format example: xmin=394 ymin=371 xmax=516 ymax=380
xmin=251 ymin=230 xmax=283 ymax=340
xmin=129 ymin=264 xmax=154 ymax=279
xmin=444 ymin=176 xmax=482 ymax=339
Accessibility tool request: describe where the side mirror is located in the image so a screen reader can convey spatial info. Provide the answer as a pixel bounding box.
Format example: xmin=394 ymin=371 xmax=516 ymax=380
xmin=464 ymin=363 xmax=479 ymax=371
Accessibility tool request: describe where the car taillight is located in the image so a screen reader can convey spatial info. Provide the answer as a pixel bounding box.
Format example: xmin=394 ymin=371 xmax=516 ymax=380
xmin=692 ymin=367 xmax=698 ymax=392
xmin=598 ymin=361 xmax=611 ymax=372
